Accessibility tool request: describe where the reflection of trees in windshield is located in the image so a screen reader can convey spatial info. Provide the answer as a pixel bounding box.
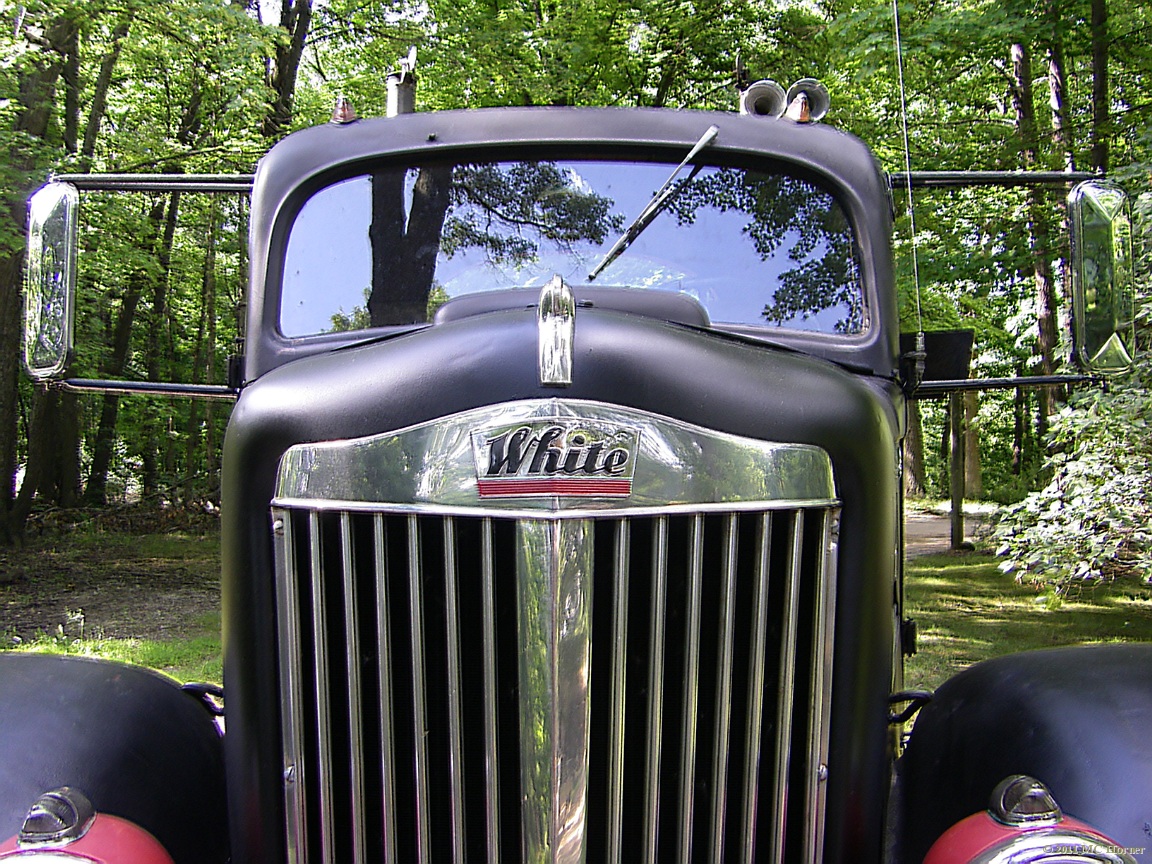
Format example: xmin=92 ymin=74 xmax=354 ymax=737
xmin=291 ymin=160 xmax=864 ymax=336
xmin=671 ymin=169 xmax=862 ymax=333
xmin=365 ymin=163 xmax=622 ymax=326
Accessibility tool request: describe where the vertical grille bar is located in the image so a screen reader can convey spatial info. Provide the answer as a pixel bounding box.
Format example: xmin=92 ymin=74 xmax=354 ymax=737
xmin=516 ymin=519 xmax=594 ymax=864
xmin=407 ymin=515 xmax=431 ymax=864
xmin=479 ymin=519 xmax=501 ymax=863
xmin=373 ymin=515 xmax=398 ymax=863
xmin=273 ymin=511 xmax=308 ymax=864
xmin=803 ymin=511 xmax=839 ymax=863
xmin=441 ymin=518 xmax=467 ymax=863
xmin=768 ymin=510 xmax=806 ymax=864
xmin=643 ymin=516 xmax=669 ymax=864
xmin=606 ymin=520 xmax=630 ymax=863
xmin=738 ymin=513 xmax=773 ymax=864
xmin=708 ymin=515 xmax=740 ymax=864
xmin=676 ymin=515 xmax=705 ymax=864
xmin=339 ymin=514 xmax=368 ymax=864
xmin=309 ymin=512 xmax=337 ymax=864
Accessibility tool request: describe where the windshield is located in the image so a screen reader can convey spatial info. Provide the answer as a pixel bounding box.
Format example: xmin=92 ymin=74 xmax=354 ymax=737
xmin=280 ymin=157 xmax=863 ymax=337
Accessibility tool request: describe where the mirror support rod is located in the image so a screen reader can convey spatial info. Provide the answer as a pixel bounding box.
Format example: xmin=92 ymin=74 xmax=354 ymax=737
xmin=60 ymin=378 xmax=237 ymax=401
xmin=911 ymin=374 xmax=1098 ymax=398
xmin=891 ymin=170 xmax=1098 ymax=189
xmin=52 ymin=174 xmax=253 ymax=194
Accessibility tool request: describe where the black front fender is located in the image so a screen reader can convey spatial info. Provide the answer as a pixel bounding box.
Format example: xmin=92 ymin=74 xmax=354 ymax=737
xmin=0 ymin=653 xmax=227 ymax=864
xmin=896 ymin=644 xmax=1152 ymax=862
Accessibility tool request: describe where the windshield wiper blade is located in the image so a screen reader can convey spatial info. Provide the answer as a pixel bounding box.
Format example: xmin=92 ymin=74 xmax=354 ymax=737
xmin=587 ymin=124 xmax=719 ymax=282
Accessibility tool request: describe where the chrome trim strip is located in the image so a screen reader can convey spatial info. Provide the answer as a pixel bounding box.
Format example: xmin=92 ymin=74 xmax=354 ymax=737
xmin=739 ymin=513 xmax=772 ymax=864
xmin=607 ymin=521 xmax=630 ymax=863
xmin=340 ymin=513 xmax=368 ymax=864
xmin=517 ymin=519 xmax=594 ymax=864
xmin=442 ymin=518 xmax=467 ymax=863
xmin=309 ymin=512 xmax=337 ymax=864
xmin=677 ymin=515 xmax=705 ymax=864
xmin=804 ymin=510 xmax=840 ymax=863
xmin=769 ymin=511 xmax=805 ymax=864
xmin=272 ymin=497 xmax=839 ymax=520
xmin=275 ymin=399 xmax=835 ymax=512
xmin=373 ymin=515 xmax=399 ymax=863
xmin=643 ymin=517 xmax=669 ymax=864
xmin=538 ymin=274 xmax=575 ymax=386
xmin=407 ymin=516 xmax=431 ymax=864
xmin=708 ymin=515 xmax=739 ymax=864
xmin=272 ymin=511 xmax=308 ymax=864
xmin=480 ymin=519 xmax=501 ymax=863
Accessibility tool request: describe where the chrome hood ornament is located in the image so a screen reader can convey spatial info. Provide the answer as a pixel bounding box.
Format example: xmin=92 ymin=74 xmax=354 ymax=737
xmin=538 ymin=275 xmax=575 ymax=387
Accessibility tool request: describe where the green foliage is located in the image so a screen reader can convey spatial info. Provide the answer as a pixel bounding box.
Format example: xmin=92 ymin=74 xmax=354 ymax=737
xmin=996 ymin=366 xmax=1152 ymax=588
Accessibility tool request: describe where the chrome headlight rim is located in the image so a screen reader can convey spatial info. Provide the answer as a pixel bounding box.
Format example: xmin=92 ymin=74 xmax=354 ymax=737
xmin=971 ymin=826 xmax=1139 ymax=864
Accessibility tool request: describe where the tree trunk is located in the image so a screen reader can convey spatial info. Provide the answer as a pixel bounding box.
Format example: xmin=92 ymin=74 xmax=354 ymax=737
xmin=142 ymin=192 xmax=182 ymax=498
xmin=263 ymin=0 xmax=314 ymax=139
xmin=10 ymin=387 xmax=63 ymax=536
xmin=185 ymin=207 xmax=217 ymax=502
xmin=62 ymin=22 xmax=80 ymax=154
xmin=1046 ymin=21 xmax=1075 ymax=344
xmin=1011 ymin=41 xmax=1060 ymax=437
xmin=904 ymin=400 xmax=927 ymax=498
xmin=84 ymin=200 xmax=166 ymax=505
xmin=1012 ymin=375 xmax=1026 ymax=476
xmin=0 ymin=250 xmax=26 ymax=541
xmin=0 ymin=13 xmax=79 ymax=544
xmin=963 ymin=391 xmax=982 ymax=499
xmin=939 ymin=398 xmax=951 ymax=494
xmin=204 ymin=203 xmax=220 ymax=501
xmin=1046 ymin=11 xmax=1074 ymax=172
xmin=1090 ymin=0 xmax=1109 ymax=173
xmin=949 ymin=392 xmax=966 ymax=550
xmin=80 ymin=18 xmax=132 ymax=169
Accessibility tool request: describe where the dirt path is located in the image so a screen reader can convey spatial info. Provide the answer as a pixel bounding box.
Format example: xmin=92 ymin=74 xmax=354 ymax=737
xmin=1 ymin=513 xmax=220 ymax=644
xmin=905 ymin=510 xmax=989 ymax=557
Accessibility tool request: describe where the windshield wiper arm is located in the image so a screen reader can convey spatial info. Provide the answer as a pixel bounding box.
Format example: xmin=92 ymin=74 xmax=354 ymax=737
xmin=587 ymin=124 xmax=719 ymax=282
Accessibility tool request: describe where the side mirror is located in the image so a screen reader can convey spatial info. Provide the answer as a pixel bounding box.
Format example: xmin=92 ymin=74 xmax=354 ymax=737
xmin=24 ymin=181 xmax=79 ymax=380
xmin=1069 ymin=179 xmax=1135 ymax=374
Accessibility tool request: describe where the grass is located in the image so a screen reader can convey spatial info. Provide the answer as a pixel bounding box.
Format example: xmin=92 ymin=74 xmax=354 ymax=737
xmin=904 ymin=551 xmax=1152 ymax=692
xmin=7 ymin=610 xmax=223 ymax=685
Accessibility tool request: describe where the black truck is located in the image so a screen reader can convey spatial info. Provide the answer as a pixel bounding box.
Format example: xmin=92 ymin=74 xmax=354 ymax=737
xmin=4 ymin=75 xmax=1149 ymax=864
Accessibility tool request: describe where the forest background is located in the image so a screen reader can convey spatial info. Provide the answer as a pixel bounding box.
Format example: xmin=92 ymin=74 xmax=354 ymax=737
xmin=1 ymin=0 xmax=1150 ymax=586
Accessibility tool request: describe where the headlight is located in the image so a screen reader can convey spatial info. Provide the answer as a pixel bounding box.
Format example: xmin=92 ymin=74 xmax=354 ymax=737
xmin=924 ymin=775 xmax=1139 ymax=864
xmin=0 ymin=786 xmax=174 ymax=864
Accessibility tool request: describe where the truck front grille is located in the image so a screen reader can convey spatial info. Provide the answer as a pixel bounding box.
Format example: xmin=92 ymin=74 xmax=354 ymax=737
xmin=272 ymin=504 xmax=838 ymax=864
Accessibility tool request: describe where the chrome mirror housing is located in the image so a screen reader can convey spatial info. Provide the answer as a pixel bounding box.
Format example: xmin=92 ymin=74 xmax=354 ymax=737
xmin=24 ymin=181 xmax=79 ymax=380
xmin=1069 ymin=179 xmax=1135 ymax=375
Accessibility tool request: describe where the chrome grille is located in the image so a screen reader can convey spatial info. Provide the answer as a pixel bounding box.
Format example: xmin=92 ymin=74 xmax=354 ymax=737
xmin=272 ymin=504 xmax=838 ymax=864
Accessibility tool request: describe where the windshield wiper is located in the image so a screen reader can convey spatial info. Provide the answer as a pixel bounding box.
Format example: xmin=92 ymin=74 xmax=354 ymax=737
xmin=587 ymin=124 xmax=719 ymax=282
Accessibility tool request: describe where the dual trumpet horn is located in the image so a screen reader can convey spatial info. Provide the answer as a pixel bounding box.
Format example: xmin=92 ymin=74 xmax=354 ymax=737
xmin=738 ymin=78 xmax=830 ymax=122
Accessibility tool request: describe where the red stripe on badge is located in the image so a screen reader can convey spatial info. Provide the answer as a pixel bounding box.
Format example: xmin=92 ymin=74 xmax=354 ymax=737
xmin=477 ymin=478 xmax=633 ymax=498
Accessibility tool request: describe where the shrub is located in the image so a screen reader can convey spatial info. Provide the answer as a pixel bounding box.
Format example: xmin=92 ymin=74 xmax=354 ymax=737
xmin=996 ymin=367 xmax=1152 ymax=589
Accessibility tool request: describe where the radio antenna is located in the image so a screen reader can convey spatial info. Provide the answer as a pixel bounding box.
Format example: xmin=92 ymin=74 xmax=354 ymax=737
xmin=892 ymin=0 xmax=925 ymax=343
